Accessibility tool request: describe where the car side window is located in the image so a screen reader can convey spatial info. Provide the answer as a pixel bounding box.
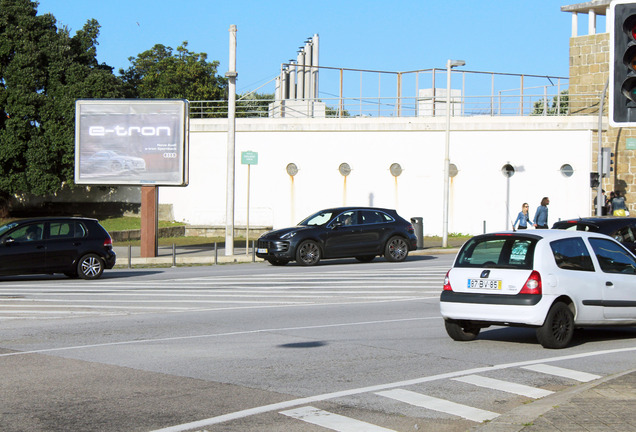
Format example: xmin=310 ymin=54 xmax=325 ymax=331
xmin=50 ymin=222 xmax=74 ymax=239
xmin=360 ymin=210 xmax=385 ymax=225
xmin=550 ymin=237 xmax=595 ymax=272
xmin=75 ymin=222 xmax=87 ymax=238
xmin=334 ymin=211 xmax=357 ymax=226
xmin=612 ymin=226 xmax=636 ymax=243
xmin=11 ymin=223 xmax=44 ymax=242
xmin=589 ymin=238 xmax=636 ymax=275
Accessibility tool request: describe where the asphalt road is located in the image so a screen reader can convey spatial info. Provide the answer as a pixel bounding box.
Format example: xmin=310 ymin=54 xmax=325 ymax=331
xmin=1 ymin=255 xmax=636 ymax=432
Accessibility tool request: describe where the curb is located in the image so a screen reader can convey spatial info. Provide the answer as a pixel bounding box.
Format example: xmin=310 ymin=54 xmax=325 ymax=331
xmin=112 ymin=247 xmax=461 ymax=267
xmin=472 ymin=368 xmax=636 ymax=432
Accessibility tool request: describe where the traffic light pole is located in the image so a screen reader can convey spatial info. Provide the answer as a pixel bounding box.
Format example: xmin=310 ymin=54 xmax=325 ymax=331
xmin=597 ymin=78 xmax=609 ymax=216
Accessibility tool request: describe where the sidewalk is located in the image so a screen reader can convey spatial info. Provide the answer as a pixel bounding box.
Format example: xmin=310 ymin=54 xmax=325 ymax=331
xmin=112 ymin=238 xmax=464 ymax=267
xmin=474 ymin=368 xmax=636 ymax=432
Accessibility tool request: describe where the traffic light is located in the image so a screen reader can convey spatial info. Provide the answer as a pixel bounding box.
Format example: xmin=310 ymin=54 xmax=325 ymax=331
xmin=610 ymin=1 xmax=636 ymax=126
xmin=590 ymin=172 xmax=600 ymax=188
xmin=601 ymin=147 xmax=615 ymax=177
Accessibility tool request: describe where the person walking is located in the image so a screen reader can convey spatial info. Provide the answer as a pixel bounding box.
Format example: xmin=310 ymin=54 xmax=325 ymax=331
xmin=612 ymin=191 xmax=629 ymax=216
xmin=606 ymin=191 xmax=615 ymax=216
xmin=534 ymin=197 xmax=550 ymax=229
xmin=513 ymin=203 xmax=533 ymax=230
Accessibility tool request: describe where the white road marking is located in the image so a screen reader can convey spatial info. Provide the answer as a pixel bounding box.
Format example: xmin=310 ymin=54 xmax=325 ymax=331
xmin=148 ymin=347 xmax=636 ymax=432
xmin=452 ymin=375 xmax=554 ymax=398
xmin=376 ymin=389 xmax=499 ymax=423
xmin=0 ymin=316 xmax=438 ymax=358
xmin=521 ymin=364 xmax=602 ymax=382
xmin=0 ymin=267 xmax=444 ymax=318
xmin=280 ymin=406 xmax=397 ymax=431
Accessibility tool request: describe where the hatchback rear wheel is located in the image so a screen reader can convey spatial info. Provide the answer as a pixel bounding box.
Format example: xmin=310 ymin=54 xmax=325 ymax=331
xmin=536 ymin=302 xmax=574 ymax=349
xmin=78 ymin=253 xmax=104 ymax=280
xmin=444 ymin=319 xmax=480 ymax=341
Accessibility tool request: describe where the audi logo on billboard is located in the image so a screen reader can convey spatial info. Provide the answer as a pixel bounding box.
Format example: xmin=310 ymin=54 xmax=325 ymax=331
xmin=163 ymin=153 xmax=177 ymax=159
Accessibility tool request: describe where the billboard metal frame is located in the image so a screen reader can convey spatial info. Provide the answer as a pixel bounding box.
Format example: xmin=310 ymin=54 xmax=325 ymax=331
xmin=75 ymin=99 xmax=189 ymax=186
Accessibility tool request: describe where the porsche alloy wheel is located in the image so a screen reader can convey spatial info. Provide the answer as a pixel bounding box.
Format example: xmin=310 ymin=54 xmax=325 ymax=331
xmin=296 ymin=240 xmax=321 ymax=266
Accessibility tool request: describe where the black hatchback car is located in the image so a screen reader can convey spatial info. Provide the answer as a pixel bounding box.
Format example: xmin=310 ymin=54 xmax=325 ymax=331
xmin=256 ymin=207 xmax=418 ymax=266
xmin=0 ymin=217 xmax=116 ymax=279
xmin=552 ymin=217 xmax=636 ymax=254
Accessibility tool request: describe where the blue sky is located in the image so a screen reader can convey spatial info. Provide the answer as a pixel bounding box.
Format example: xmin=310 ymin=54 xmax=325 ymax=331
xmin=36 ymin=0 xmax=600 ymax=98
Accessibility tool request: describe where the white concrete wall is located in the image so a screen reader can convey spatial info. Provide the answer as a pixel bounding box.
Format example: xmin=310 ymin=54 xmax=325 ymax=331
xmin=159 ymin=116 xmax=599 ymax=236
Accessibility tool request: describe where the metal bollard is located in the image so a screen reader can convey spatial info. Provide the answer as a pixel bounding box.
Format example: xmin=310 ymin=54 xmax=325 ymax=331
xmin=252 ymin=240 xmax=256 ymax=262
xmin=483 ymin=221 xmax=487 ymax=234
xmin=172 ymin=243 xmax=176 ymax=267
xmin=128 ymin=244 xmax=132 ymax=269
xmin=214 ymin=242 xmax=218 ymax=265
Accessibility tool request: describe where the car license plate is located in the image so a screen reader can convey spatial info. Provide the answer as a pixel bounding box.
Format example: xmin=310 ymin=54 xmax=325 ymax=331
xmin=257 ymin=248 xmax=268 ymax=254
xmin=467 ymin=279 xmax=502 ymax=290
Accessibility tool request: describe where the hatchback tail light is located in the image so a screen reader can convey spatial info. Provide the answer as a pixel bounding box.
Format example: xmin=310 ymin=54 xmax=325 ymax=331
xmin=103 ymin=237 xmax=113 ymax=248
xmin=520 ymin=270 xmax=542 ymax=295
xmin=406 ymin=223 xmax=415 ymax=234
xmin=443 ymin=270 xmax=453 ymax=291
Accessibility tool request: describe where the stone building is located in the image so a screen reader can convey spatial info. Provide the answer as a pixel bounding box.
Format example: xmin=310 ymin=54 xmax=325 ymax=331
xmin=563 ymin=0 xmax=636 ymax=212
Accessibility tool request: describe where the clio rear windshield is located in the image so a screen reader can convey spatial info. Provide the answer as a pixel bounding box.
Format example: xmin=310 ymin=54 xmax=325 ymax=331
xmin=455 ymin=234 xmax=538 ymax=269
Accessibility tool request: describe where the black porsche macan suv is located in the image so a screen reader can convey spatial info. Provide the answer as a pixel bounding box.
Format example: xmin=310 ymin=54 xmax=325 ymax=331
xmin=256 ymin=207 xmax=418 ymax=266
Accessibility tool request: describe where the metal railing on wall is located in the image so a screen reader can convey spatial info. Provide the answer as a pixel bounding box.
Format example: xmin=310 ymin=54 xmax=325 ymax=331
xmin=190 ymin=93 xmax=602 ymax=119
xmin=188 ymin=67 xmax=600 ymax=119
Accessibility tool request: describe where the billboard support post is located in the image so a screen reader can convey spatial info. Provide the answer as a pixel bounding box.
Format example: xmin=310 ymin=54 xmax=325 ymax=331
xmin=141 ymin=186 xmax=158 ymax=258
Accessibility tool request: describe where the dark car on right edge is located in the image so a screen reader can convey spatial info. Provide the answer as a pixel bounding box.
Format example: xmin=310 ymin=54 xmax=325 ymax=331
xmin=552 ymin=217 xmax=636 ymax=254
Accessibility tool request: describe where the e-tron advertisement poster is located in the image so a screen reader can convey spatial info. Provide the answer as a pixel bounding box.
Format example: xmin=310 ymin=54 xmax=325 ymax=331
xmin=75 ymin=99 xmax=189 ymax=186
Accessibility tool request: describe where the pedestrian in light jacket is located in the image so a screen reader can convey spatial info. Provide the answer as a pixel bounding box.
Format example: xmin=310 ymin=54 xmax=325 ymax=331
xmin=513 ymin=203 xmax=533 ymax=230
xmin=534 ymin=197 xmax=549 ymax=229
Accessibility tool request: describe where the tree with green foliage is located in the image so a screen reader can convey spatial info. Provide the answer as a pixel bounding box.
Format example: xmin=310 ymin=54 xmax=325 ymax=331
xmin=532 ymin=90 xmax=569 ymax=116
xmin=237 ymin=92 xmax=274 ymax=118
xmin=119 ymin=41 xmax=227 ymax=103
xmin=0 ymin=0 xmax=123 ymax=214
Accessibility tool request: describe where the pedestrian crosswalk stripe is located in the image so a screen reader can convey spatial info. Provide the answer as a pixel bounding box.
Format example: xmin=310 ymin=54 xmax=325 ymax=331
xmin=280 ymin=406 xmax=397 ymax=431
xmin=521 ymin=364 xmax=602 ymax=382
xmin=376 ymin=389 xmax=499 ymax=423
xmin=452 ymin=375 xmax=554 ymax=398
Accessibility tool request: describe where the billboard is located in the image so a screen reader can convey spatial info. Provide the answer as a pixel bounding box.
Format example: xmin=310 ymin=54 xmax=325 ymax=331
xmin=75 ymin=99 xmax=189 ymax=186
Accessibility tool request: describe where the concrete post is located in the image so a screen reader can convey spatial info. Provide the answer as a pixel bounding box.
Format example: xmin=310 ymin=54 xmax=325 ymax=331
xmin=225 ymin=25 xmax=238 ymax=255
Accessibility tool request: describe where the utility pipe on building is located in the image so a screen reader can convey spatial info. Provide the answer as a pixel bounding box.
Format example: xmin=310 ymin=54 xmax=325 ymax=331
xmin=225 ymin=25 xmax=237 ymax=255
xmin=597 ymin=79 xmax=609 ymax=216
xmin=312 ymin=34 xmax=319 ymax=100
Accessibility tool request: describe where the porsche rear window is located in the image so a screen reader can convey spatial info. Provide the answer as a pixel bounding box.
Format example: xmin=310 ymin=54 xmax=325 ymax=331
xmin=455 ymin=235 xmax=537 ymax=269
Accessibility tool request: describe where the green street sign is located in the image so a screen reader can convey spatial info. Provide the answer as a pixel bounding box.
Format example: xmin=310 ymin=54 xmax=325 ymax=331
xmin=241 ymin=151 xmax=258 ymax=165
xmin=627 ymin=138 xmax=636 ymax=150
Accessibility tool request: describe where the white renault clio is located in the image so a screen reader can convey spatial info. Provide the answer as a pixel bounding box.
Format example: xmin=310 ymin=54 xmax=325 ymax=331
xmin=440 ymin=230 xmax=636 ymax=348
